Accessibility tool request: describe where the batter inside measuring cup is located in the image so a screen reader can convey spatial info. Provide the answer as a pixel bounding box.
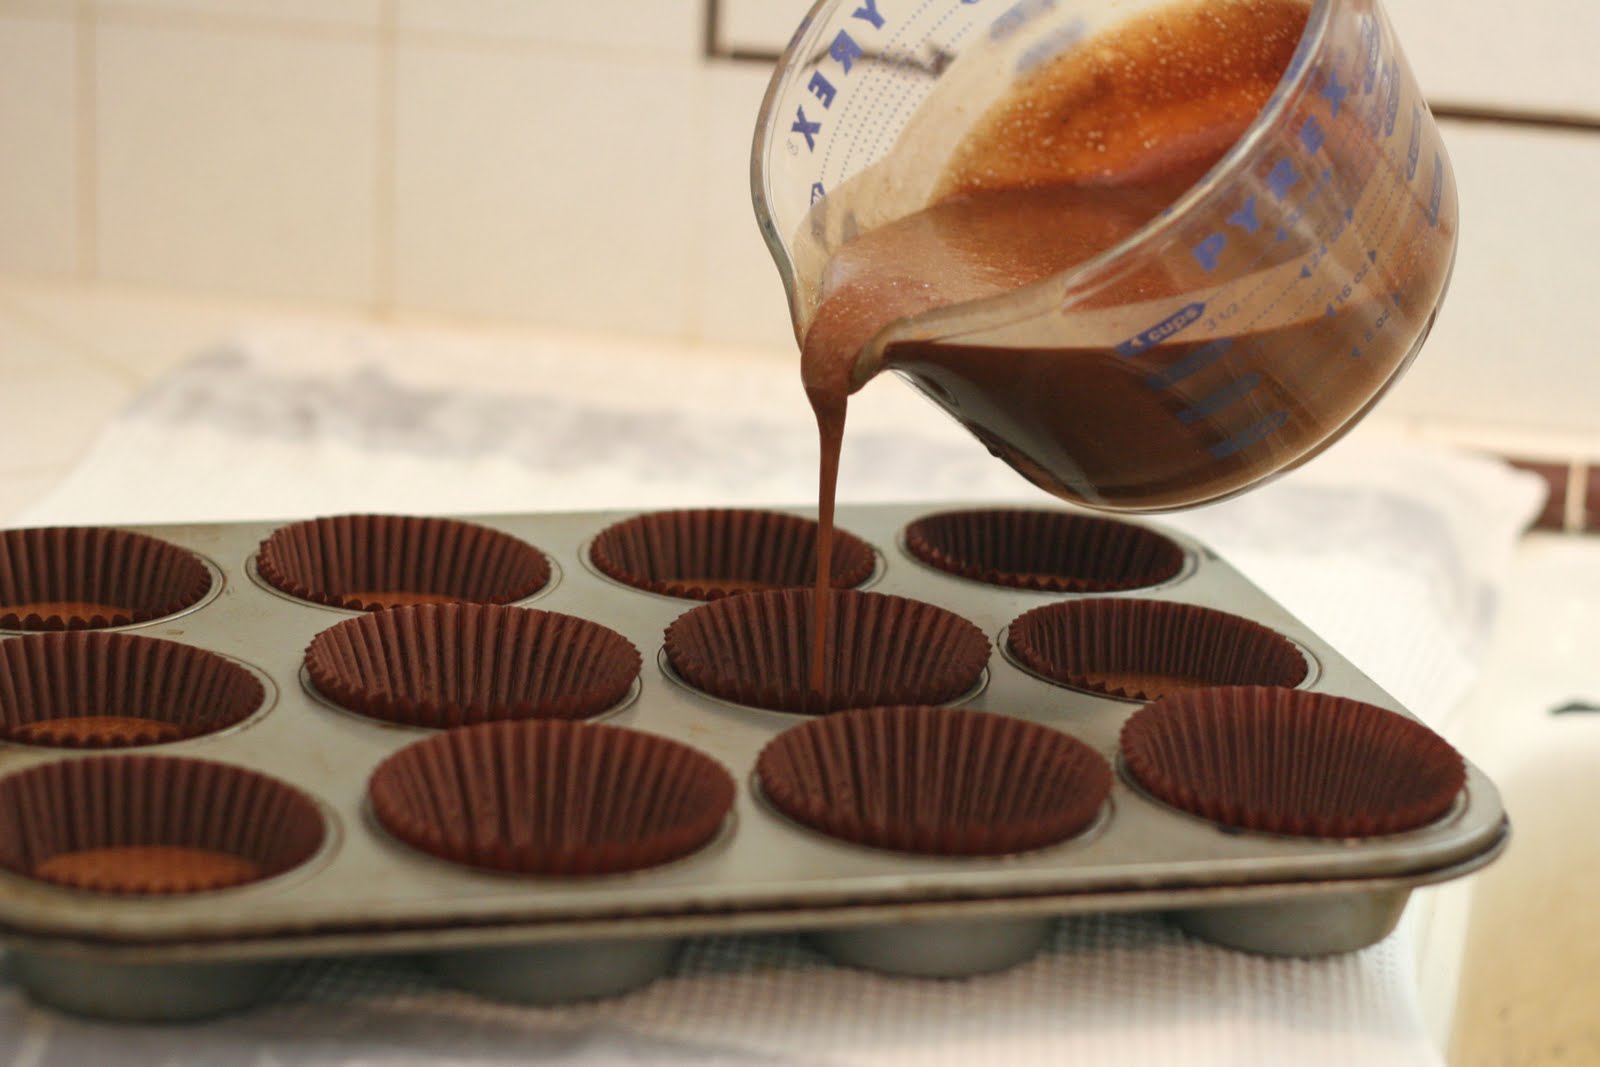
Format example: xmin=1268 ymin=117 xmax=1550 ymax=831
xmin=798 ymin=0 xmax=1453 ymax=692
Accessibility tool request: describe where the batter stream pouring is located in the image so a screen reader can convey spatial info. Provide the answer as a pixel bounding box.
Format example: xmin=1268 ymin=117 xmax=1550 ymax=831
xmin=752 ymin=0 xmax=1457 ymax=694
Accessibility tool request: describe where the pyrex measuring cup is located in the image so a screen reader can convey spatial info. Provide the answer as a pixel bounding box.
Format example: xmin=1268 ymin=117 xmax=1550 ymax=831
xmin=752 ymin=0 xmax=1457 ymax=511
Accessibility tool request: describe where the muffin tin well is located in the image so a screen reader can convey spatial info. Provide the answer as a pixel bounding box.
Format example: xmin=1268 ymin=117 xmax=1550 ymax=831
xmin=0 ymin=505 xmax=1508 ymax=1022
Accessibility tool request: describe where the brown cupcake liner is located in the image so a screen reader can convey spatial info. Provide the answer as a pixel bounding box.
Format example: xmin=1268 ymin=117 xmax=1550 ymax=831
xmin=663 ymin=588 xmax=990 ymax=715
xmin=1007 ymin=598 xmax=1308 ymax=701
xmin=304 ymin=603 xmax=641 ymax=728
xmin=0 ymin=633 xmax=266 ymax=749
xmin=0 ymin=756 xmax=326 ymax=894
xmin=0 ymin=527 xmax=213 ymax=631
xmin=757 ymin=705 xmax=1112 ymax=855
xmin=1120 ymin=686 xmax=1467 ymax=838
xmin=589 ymin=508 xmax=876 ymax=601
xmin=368 ymin=720 xmax=735 ymax=876
xmin=903 ymin=509 xmax=1185 ymax=592
xmin=256 ymin=515 xmax=550 ymax=612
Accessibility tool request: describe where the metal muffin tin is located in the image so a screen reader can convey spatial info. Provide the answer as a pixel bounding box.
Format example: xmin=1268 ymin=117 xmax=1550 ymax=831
xmin=0 ymin=504 xmax=1509 ymax=1021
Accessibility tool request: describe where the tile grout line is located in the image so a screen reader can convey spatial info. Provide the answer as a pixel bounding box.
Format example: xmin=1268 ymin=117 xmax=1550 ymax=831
xmin=373 ymin=0 xmax=396 ymax=320
xmin=75 ymin=0 xmax=97 ymax=283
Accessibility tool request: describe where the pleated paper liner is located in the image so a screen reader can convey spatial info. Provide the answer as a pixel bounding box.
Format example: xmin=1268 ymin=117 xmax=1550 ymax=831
xmin=663 ymin=588 xmax=990 ymax=715
xmin=255 ymin=515 xmax=551 ymax=612
xmin=304 ymin=603 xmax=641 ymax=728
xmin=1006 ymin=598 xmax=1308 ymax=701
xmin=368 ymin=720 xmax=736 ymax=876
xmin=0 ymin=756 xmax=326 ymax=894
xmin=588 ymin=508 xmax=876 ymax=601
xmin=0 ymin=633 xmax=266 ymax=748
xmin=902 ymin=508 xmax=1185 ymax=592
xmin=757 ymin=705 xmax=1112 ymax=855
xmin=1120 ymin=686 xmax=1467 ymax=838
xmin=0 ymin=527 xmax=213 ymax=631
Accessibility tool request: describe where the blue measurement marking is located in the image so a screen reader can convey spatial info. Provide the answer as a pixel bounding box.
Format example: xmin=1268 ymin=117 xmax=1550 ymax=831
xmin=809 ymin=182 xmax=827 ymax=204
xmin=1115 ymin=303 xmax=1205 ymax=357
xmin=792 ymin=107 xmax=821 ymax=150
xmin=1321 ymin=70 xmax=1349 ymax=117
xmin=1210 ymin=410 xmax=1290 ymax=459
xmin=854 ymin=0 xmax=886 ymax=30
xmin=1384 ymin=60 xmax=1401 ymax=137
xmin=1192 ymin=233 xmax=1227 ymax=272
xmin=807 ymin=71 xmax=839 ymax=109
xmin=1178 ymin=373 xmax=1262 ymax=425
xmin=1227 ymin=196 xmax=1260 ymax=234
xmin=829 ymin=28 xmax=865 ymax=72
xmin=1361 ymin=18 xmax=1380 ymax=93
xmin=1298 ymin=115 xmax=1326 ymax=154
xmin=1429 ymin=153 xmax=1443 ymax=226
xmin=1144 ymin=339 xmax=1233 ymax=391
xmin=1267 ymin=159 xmax=1300 ymax=201
xmin=1407 ymin=102 xmax=1421 ymax=180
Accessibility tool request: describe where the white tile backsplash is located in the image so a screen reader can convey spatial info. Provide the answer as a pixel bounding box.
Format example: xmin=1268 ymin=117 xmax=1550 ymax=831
xmin=1386 ymin=0 xmax=1600 ymax=118
xmin=392 ymin=44 xmax=701 ymax=335
xmin=0 ymin=15 xmax=79 ymax=278
xmin=95 ymin=21 xmax=380 ymax=304
xmin=0 ymin=0 xmax=1595 ymax=444
xmin=396 ymin=0 xmax=700 ymax=57
xmin=694 ymin=62 xmax=795 ymax=352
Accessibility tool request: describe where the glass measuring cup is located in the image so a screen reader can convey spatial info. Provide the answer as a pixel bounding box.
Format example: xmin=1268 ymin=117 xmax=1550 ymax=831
xmin=752 ymin=0 xmax=1457 ymax=511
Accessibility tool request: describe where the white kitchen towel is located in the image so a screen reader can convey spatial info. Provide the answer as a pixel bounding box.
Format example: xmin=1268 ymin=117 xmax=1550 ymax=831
xmin=5 ymin=322 xmax=1545 ymax=1066
xmin=1 ymin=916 xmax=1437 ymax=1067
